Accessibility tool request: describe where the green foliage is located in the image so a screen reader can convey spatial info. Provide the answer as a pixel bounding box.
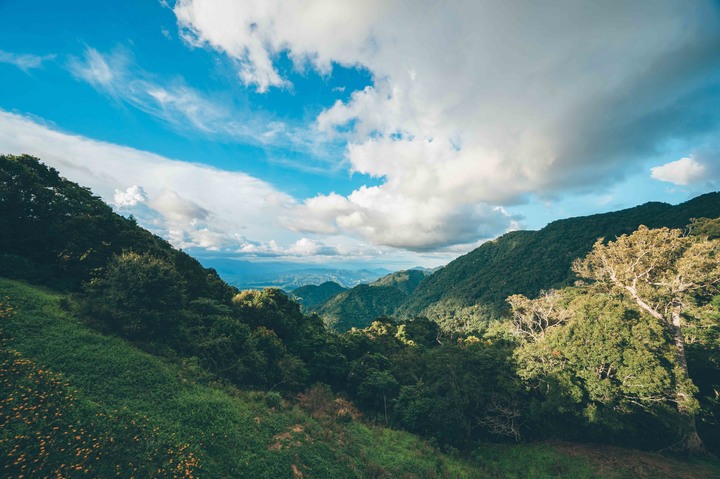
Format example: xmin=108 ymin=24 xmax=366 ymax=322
xmin=573 ymin=225 xmax=720 ymax=452
xmin=82 ymin=252 xmax=186 ymax=338
xmin=689 ymin=217 xmax=720 ymax=240
xmin=512 ymin=290 xmax=677 ymax=445
xmin=0 ymin=154 xmax=236 ymax=303
xmin=0 ymin=277 xmax=506 ymax=479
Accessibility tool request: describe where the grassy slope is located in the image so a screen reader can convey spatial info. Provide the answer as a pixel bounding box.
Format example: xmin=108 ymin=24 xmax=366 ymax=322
xmin=2 ymin=277 xmax=718 ymax=479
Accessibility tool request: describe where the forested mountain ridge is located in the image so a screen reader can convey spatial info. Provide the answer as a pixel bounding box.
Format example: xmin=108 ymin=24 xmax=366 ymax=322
xmin=290 ymin=281 xmax=347 ymax=308
xmin=370 ymin=268 xmax=428 ymax=295
xmin=399 ymin=193 xmax=720 ymax=327
xmin=307 ymin=269 xmax=428 ymax=331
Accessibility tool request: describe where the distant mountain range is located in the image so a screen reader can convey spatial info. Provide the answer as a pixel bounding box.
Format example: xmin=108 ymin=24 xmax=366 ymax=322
xmin=194 ymin=257 xmax=392 ymax=291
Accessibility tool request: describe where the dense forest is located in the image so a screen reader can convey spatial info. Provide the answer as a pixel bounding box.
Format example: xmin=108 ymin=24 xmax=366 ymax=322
xmin=2 ymin=154 xmax=720 ymax=478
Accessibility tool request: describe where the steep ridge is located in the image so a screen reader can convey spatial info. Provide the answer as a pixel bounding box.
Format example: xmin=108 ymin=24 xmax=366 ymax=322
xmin=312 ymin=269 xmax=428 ymax=331
xmin=399 ymin=193 xmax=720 ymax=325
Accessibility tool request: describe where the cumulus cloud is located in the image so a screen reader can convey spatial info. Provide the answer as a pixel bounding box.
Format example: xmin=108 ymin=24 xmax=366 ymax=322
xmin=237 ymin=237 xmax=341 ymax=257
xmin=174 ymin=0 xmax=720 ymax=250
xmin=651 ymin=157 xmax=708 ymax=186
xmin=0 ymin=110 xmax=435 ymax=262
xmin=0 ymin=50 xmax=56 ymax=73
xmin=114 ymin=185 xmax=148 ymax=207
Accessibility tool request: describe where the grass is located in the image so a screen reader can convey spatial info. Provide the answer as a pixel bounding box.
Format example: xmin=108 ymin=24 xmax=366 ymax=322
xmin=1 ymin=277 xmax=719 ymax=478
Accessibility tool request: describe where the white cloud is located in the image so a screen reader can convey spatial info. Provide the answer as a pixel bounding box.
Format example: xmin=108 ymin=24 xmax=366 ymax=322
xmin=237 ymin=237 xmax=341 ymax=257
xmin=174 ymin=0 xmax=720 ymax=250
xmin=0 ymin=110 xmax=445 ymax=263
xmin=68 ymin=47 xmax=117 ymax=87
xmin=68 ymin=47 xmax=229 ymax=132
xmin=651 ymin=157 xmax=708 ymax=186
xmin=114 ymin=185 xmax=148 ymax=207
xmin=0 ymin=110 xmax=294 ymax=252
xmin=0 ymin=50 xmax=56 ymax=73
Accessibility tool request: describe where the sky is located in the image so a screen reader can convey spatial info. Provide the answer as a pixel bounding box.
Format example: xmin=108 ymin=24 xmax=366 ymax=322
xmin=1 ymin=0 xmax=720 ymax=270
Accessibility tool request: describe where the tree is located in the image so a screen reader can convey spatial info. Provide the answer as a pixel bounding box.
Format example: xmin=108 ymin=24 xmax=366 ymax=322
xmin=573 ymin=225 xmax=720 ymax=453
xmin=507 ymin=290 xmax=573 ymax=342
xmin=511 ymin=290 xmax=677 ymax=445
xmin=84 ymin=252 xmax=186 ymax=338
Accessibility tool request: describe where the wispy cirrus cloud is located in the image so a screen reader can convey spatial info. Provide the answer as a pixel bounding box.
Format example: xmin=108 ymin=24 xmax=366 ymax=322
xmin=66 ymin=46 xmax=341 ymax=168
xmin=0 ymin=50 xmax=56 ymax=73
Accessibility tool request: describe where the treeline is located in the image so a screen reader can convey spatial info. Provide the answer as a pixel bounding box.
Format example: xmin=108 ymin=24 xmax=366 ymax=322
xmin=2 ymin=154 xmax=719 ymax=456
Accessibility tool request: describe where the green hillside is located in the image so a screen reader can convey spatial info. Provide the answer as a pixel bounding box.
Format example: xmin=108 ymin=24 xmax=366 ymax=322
xmin=291 ymin=281 xmax=347 ymax=309
xmin=316 ymin=284 xmax=408 ymax=332
xmin=400 ymin=193 xmax=720 ymax=327
xmin=370 ymin=269 xmax=428 ymax=295
xmin=0 ymin=278 xmax=478 ymax=478
xmin=310 ymin=270 xmax=428 ymax=332
xmin=0 ymin=154 xmax=234 ymax=300
xmin=3 ymin=278 xmax=717 ymax=478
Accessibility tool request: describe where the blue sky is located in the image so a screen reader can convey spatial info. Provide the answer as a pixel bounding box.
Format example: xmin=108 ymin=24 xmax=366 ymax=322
xmin=1 ymin=0 xmax=720 ymax=270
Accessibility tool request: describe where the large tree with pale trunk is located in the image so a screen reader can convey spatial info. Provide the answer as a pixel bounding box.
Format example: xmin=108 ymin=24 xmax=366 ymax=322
xmin=573 ymin=225 xmax=720 ymax=453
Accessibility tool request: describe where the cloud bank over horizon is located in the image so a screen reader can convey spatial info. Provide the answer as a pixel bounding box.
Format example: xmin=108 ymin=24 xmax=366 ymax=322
xmin=174 ymin=0 xmax=720 ymax=250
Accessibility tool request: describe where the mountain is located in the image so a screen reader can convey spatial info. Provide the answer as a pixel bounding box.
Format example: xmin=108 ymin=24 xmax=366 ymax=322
xmin=315 ymin=284 xmax=409 ymax=331
xmin=370 ymin=268 xmax=428 ymax=295
xmin=4 ymin=154 xmax=720 ymax=472
xmin=290 ymin=281 xmax=347 ymax=308
xmin=312 ymin=269 xmax=429 ymax=331
xmin=399 ymin=193 xmax=720 ymax=326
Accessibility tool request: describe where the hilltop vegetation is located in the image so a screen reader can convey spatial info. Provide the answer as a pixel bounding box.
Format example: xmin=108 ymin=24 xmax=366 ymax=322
xmin=2 ymin=154 xmax=720 ymax=477
xmin=371 ymin=269 xmax=428 ymax=296
xmin=307 ymin=199 xmax=720 ymax=335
